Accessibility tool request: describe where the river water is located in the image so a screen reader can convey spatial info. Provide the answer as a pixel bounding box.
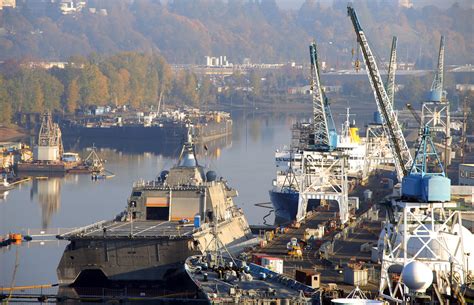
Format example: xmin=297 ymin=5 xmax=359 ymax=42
xmin=0 ymin=103 xmax=376 ymax=289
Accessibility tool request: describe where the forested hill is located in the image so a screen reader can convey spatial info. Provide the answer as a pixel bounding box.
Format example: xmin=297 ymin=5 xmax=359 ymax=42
xmin=0 ymin=0 xmax=472 ymax=66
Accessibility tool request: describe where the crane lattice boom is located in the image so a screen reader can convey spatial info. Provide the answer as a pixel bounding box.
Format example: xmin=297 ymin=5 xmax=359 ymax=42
xmin=347 ymin=5 xmax=412 ymax=179
xmin=386 ymin=36 xmax=397 ymax=106
xmin=429 ymin=36 xmax=445 ymax=101
xmin=309 ymin=42 xmax=330 ymax=150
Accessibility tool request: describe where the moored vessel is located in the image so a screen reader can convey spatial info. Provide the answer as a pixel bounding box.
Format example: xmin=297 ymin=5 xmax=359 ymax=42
xmin=56 ymin=130 xmax=253 ymax=285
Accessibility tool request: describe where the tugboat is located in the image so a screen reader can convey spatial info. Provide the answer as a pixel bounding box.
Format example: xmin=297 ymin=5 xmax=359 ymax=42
xmin=56 ymin=130 xmax=254 ymax=285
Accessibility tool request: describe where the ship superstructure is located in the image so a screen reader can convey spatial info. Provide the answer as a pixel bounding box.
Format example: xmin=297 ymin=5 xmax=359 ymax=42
xmin=57 ymin=131 xmax=253 ymax=285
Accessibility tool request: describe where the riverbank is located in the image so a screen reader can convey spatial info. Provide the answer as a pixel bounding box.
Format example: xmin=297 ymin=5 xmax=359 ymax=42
xmin=0 ymin=126 xmax=29 ymax=142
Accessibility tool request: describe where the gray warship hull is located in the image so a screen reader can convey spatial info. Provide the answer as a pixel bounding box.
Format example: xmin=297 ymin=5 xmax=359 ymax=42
xmin=57 ymin=235 xmax=197 ymax=284
xmin=57 ymin=130 xmax=254 ymax=286
xmin=57 ymin=216 xmax=253 ymax=285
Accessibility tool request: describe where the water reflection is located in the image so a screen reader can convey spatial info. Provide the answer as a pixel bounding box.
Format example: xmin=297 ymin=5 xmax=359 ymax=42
xmin=62 ymin=133 xmax=232 ymax=159
xmin=1 ymin=110 xmax=320 ymax=291
xmin=30 ymin=178 xmax=62 ymax=229
xmin=0 ymin=190 xmax=9 ymax=201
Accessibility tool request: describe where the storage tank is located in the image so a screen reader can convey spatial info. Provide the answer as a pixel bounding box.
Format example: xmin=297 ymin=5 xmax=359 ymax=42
xmin=401 ymin=261 xmax=433 ymax=292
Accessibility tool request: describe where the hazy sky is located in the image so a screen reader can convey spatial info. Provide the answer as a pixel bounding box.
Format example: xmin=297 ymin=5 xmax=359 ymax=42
xmin=274 ymin=0 xmax=471 ymax=10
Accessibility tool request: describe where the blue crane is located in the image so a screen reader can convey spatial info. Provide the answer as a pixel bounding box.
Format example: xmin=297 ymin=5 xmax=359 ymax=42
xmin=309 ymin=41 xmax=337 ymax=151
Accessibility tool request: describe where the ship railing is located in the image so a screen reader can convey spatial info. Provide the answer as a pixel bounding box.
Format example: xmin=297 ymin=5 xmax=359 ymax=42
xmin=59 ymin=220 xmax=107 ymax=237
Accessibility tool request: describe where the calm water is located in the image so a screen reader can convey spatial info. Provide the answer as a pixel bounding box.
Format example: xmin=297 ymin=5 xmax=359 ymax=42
xmin=0 ymin=103 xmax=376 ymax=288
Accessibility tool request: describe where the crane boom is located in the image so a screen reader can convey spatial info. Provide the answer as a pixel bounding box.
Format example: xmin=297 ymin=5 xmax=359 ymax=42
xmin=309 ymin=42 xmax=331 ymax=150
xmin=386 ymin=36 xmax=397 ymax=106
xmin=405 ymin=103 xmax=421 ymax=126
xmin=347 ymin=5 xmax=412 ymax=179
xmin=429 ymin=36 xmax=445 ymax=102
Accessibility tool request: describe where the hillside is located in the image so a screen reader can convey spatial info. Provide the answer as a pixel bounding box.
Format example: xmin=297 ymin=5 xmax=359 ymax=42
xmin=0 ymin=0 xmax=472 ymax=66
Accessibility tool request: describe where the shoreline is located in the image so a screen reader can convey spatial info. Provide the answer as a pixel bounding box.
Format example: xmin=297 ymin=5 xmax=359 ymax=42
xmin=0 ymin=126 xmax=29 ymax=142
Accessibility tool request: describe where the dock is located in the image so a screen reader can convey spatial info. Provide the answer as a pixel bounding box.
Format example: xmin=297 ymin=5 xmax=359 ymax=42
xmin=249 ymin=173 xmax=394 ymax=297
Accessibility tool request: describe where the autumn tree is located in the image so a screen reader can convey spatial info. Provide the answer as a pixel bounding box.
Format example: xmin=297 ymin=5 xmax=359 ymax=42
xmin=0 ymin=76 xmax=12 ymax=126
xmin=79 ymin=64 xmax=109 ymax=106
xmin=66 ymin=78 xmax=80 ymax=113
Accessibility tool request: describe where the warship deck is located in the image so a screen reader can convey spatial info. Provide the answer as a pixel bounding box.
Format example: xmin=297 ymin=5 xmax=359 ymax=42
xmin=60 ymin=220 xmax=198 ymax=239
xmin=186 ymin=256 xmax=316 ymax=303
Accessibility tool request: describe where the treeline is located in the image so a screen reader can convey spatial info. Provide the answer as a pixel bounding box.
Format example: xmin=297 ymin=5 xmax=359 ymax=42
xmin=0 ymin=0 xmax=472 ymax=66
xmin=0 ymin=53 xmax=216 ymax=125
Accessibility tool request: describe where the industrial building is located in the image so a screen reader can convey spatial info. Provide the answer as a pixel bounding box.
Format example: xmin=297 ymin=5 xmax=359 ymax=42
xmin=459 ymin=163 xmax=474 ymax=186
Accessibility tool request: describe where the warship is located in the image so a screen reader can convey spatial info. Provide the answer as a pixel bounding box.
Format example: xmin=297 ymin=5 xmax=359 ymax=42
xmin=56 ymin=130 xmax=253 ymax=285
xmin=185 ymin=255 xmax=318 ymax=304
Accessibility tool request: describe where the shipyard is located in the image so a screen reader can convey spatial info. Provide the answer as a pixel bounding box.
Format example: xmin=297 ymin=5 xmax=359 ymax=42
xmin=1 ymin=1 xmax=473 ymax=305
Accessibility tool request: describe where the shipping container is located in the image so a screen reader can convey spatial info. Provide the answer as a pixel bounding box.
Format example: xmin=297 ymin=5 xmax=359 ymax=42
xmin=261 ymin=256 xmax=284 ymax=274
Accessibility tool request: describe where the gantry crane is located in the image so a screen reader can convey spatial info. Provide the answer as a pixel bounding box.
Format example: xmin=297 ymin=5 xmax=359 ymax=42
xmin=296 ymin=41 xmax=349 ymax=224
xmin=347 ymin=5 xmax=412 ymax=180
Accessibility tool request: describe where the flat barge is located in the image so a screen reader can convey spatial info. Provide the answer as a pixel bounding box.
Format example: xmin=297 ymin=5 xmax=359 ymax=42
xmin=60 ymin=109 xmax=233 ymax=145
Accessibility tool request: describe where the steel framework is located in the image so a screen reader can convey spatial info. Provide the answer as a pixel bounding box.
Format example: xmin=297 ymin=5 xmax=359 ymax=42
xmin=296 ymin=151 xmax=349 ymax=224
xmin=347 ymin=5 xmax=413 ymax=180
xmin=363 ymin=123 xmax=393 ymax=177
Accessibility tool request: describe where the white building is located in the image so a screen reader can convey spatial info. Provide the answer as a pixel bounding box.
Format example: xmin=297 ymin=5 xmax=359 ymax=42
xmin=205 ymin=56 xmax=231 ymax=67
xmin=459 ymin=164 xmax=474 ymax=186
xmin=0 ymin=0 xmax=16 ymax=9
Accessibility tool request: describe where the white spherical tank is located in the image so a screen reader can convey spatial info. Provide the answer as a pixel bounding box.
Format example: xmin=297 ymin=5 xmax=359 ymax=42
xmin=401 ymin=261 xmax=433 ymax=292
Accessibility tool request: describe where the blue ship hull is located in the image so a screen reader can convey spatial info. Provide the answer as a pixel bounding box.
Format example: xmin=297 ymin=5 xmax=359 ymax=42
xmin=269 ymin=190 xmax=320 ymax=225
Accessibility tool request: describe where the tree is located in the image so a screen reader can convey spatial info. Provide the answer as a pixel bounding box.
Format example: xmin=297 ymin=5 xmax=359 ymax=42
xmin=32 ymin=82 xmax=44 ymax=112
xmin=0 ymin=76 xmax=12 ymax=125
xmin=249 ymin=70 xmax=262 ymax=96
xmin=66 ymin=78 xmax=80 ymax=113
xmin=79 ymin=64 xmax=110 ymax=106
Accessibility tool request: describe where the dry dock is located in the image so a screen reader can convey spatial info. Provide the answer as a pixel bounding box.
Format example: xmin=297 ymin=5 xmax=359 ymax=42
xmin=249 ymin=173 xmax=394 ymax=298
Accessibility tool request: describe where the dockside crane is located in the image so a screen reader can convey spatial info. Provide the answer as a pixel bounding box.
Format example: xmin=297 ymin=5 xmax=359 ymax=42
xmin=296 ymin=42 xmax=349 ymax=224
xmin=428 ymin=36 xmax=445 ymax=102
xmin=347 ymin=11 xmax=469 ymax=302
xmin=386 ymin=36 xmax=397 ymax=106
xmin=347 ymin=5 xmax=412 ymax=180
xmin=309 ymin=42 xmax=334 ymax=151
xmin=421 ymin=36 xmax=451 ymax=167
